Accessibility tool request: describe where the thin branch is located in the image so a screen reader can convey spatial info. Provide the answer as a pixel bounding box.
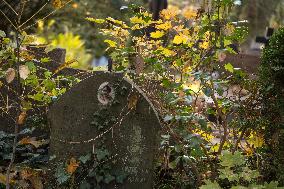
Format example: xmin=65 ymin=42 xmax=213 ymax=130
xmin=19 ymin=2 xmax=48 ymax=28
xmin=0 ymin=9 xmax=17 ymax=30
xmin=21 ymin=0 xmax=73 ymax=31
xmin=1 ymin=0 xmax=18 ymax=15
xmin=5 ymin=31 xmax=21 ymax=189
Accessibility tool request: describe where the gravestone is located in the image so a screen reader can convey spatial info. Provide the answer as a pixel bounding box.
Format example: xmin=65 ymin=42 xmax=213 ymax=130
xmin=48 ymin=71 xmax=161 ymax=188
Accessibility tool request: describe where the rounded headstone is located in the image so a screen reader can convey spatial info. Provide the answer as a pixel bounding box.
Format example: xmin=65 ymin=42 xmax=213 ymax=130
xmin=48 ymin=71 xmax=161 ymax=189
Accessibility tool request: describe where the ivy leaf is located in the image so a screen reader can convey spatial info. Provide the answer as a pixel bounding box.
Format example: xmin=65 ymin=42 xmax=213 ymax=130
xmin=0 ymin=30 xmax=6 ymax=37
xmin=79 ymin=154 xmax=91 ymax=164
xmin=224 ymin=63 xmax=234 ymax=73
xmin=96 ymin=148 xmax=109 ymax=161
xmin=79 ymin=180 xmax=91 ymax=189
xmin=5 ymin=68 xmax=16 ymax=83
xmin=104 ymin=174 xmax=115 ymax=184
xmin=55 ymin=164 xmax=70 ymax=184
xmin=116 ymin=173 xmax=128 ymax=184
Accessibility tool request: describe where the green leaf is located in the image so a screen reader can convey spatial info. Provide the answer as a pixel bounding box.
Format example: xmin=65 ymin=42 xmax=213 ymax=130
xmin=79 ymin=154 xmax=91 ymax=164
xmin=40 ymin=57 xmax=50 ymax=63
xmin=25 ymin=62 xmax=36 ymax=73
xmin=224 ymin=63 xmax=234 ymax=73
xmin=0 ymin=30 xmax=6 ymax=37
xmin=96 ymin=148 xmax=109 ymax=161
xmin=220 ymin=151 xmax=245 ymax=168
xmin=104 ymin=174 xmax=115 ymax=184
xmin=55 ymin=164 xmax=70 ymax=185
xmin=200 ymin=180 xmax=221 ymax=189
xmin=79 ymin=180 xmax=91 ymax=189
xmin=116 ymin=173 xmax=127 ymax=184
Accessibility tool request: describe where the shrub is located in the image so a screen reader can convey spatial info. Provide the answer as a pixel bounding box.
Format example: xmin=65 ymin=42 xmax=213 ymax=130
xmin=259 ymin=27 xmax=284 ymax=185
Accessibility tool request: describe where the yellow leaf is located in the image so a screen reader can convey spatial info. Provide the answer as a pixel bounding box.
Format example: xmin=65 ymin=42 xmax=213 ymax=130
xmin=130 ymin=16 xmax=145 ymax=24
xmin=156 ymin=21 xmax=172 ymax=30
xmin=160 ymin=6 xmax=179 ymax=20
xmin=248 ymin=132 xmax=264 ymax=148
xmin=86 ymin=17 xmax=105 ymax=24
xmin=150 ymin=30 xmax=165 ymax=39
xmin=158 ymin=47 xmax=176 ymax=57
xmin=104 ymin=39 xmax=117 ymax=48
xmin=182 ymin=7 xmax=197 ymax=19
xmin=173 ymin=35 xmax=184 ymax=45
xmin=199 ymin=41 xmax=209 ymax=49
xmin=67 ymin=158 xmax=79 ymax=174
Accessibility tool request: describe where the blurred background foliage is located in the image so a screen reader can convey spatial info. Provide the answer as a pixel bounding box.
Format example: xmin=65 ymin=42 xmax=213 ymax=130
xmin=1 ymin=0 xmax=284 ymax=69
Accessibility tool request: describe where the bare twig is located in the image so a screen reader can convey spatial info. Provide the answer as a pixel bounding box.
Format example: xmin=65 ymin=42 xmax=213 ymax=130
xmin=19 ymin=2 xmax=48 ymax=28
xmin=0 ymin=9 xmax=17 ymax=30
xmin=1 ymin=0 xmax=18 ymax=15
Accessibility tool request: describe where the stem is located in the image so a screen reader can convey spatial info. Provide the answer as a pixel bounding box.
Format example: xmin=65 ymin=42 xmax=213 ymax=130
xmin=5 ymin=30 xmax=21 ymax=189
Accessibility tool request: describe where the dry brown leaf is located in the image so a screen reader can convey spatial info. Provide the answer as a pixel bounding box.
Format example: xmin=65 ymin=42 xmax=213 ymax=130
xmin=128 ymin=93 xmax=139 ymax=110
xmin=52 ymin=0 xmax=63 ymax=8
xmin=29 ymin=176 xmax=43 ymax=189
xmin=18 ymin=137 xmax=49 ymax=148
xmin=20 ymin=168 xmax=43 ymax=189
xmin=66 ymin=157 xmax=79 ymax=174
xmin=5 ymin=68 xmax=16 ymax=83
xmin=17 ymin=111 xmax=27 ymax=125
xmin=19 ymin=65 xmax=30 ymax=80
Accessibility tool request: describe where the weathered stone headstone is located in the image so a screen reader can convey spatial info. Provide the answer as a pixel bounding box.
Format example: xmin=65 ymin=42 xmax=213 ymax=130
xmin=48 ymin=71 xmax=161 ymax=188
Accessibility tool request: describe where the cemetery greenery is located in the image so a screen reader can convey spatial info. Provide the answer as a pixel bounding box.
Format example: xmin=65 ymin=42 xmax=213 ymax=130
xmin=0 ymin=0 xmax=283 ymax=189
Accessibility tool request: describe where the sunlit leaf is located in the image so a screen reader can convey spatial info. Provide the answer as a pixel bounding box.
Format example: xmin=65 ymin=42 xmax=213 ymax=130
xmin=224 ymin=63 xmax=234 ymax=73
xmin=104 ymin=39 xmax=117 ymax=48
xmin=150 ymin=31 xmax=165 ymax=39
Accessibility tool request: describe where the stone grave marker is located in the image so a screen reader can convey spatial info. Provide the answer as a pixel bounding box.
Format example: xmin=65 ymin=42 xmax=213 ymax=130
xmin=48 ymin=71 xmax=161 ymax=188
